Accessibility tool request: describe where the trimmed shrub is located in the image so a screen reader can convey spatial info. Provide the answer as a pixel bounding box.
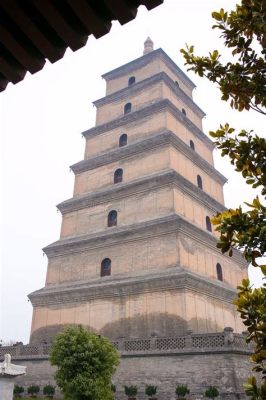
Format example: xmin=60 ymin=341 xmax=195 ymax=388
xmin=13 ymin=385 xmax=24 ymax=398
xmin=43 ymin=384 xmax=56 ymax=398
xmin=111 ymin=383 xmax=116 ymax=393
xmin=27 ymin=385 xmax=40 ymax=398
xmin=205 ymin=386 xmax=219 ymax=398
xmin=124 ymin=385 xmax=138 ymax=397
xmin=175 ymin=384 xmax=190 ymax=399
xmin=145 ymin=384 xmax=157 ymax=397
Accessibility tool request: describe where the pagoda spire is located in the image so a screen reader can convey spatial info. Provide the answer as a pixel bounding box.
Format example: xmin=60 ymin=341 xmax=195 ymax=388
xmin=143 ymin=36 xmax=154 ymax=55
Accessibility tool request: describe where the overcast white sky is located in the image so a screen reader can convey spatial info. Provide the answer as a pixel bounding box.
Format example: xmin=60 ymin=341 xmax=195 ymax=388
xmin=1 ymin=0 xmax=264 ymax=344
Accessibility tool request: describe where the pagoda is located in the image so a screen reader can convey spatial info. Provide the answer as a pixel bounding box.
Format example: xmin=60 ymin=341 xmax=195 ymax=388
xmin=25 ymin=39 xmax=251 ymax=398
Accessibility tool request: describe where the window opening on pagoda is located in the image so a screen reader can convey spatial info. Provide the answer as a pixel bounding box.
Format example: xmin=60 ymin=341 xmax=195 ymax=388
xmin=101 ymin=258 xmax=111 ymax=277
xmin=175 ymin=81 xmax=179 ymax=87
xmin=128 ymin=76 xmax=136 ymax=86
xmin=197 ymin=174 xmax=203 ymax=189
xmin=216 ymin=263 xmax=223 ymax=281
xmin=182 ymin=108 xmax=186 ymax=116
xmin=206 ymin=216 xmax=212 ymax=232
xmin=114 ymin=168 xmax=123 ymax=184
xmin=190 ymin=140 xmax=195 ymax=150
xmin=119 ymin=133 xmax=128 ymax=147
xmin=108 ymin=210 xmax=117 ymax=227
xmin=124 ymin=102 xmax=132 ymax=114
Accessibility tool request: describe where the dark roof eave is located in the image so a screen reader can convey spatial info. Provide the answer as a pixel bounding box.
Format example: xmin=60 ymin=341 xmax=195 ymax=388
xmin=0 ymin=0 xmax=164 ymax=91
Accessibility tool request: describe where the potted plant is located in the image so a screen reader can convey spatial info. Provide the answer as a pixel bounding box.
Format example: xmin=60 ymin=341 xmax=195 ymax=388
xmin=205 ymin=386 xmax=219 ymax=398
xmin=43 ymin=384 xmax=56 ymax=399
xmin=124 ymin=385 xmax=138 ymax=400
xmin=145 ymin=384 xmax=157 ymax=399
xmin=13 ymin=385 xmax=24 ymax=399
xmin=27 ymin=385 xmax=40 ymax=398
xmin=175 ymin=384 xmax=190 ymax=399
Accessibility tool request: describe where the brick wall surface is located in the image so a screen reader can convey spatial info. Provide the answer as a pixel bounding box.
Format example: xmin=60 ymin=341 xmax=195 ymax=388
xmin=12 ymin=352 xmax=251 ymax=400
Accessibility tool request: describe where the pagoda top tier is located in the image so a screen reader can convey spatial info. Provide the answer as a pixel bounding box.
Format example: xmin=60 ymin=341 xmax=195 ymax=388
xmin=102 ymin=41 xmax=196 ymax=93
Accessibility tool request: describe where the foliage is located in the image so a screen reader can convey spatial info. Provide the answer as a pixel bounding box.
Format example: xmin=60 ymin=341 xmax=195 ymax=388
xmin=244 ymin=376 xmax=266 ymax=399
xmin=236 ymin=280 xmax=266 ymax=398
xmin=209 ymin=125 xmax=266 ymax=268
xmin=27 ymin=385 xmax=40 ymax=397
xmin=43 ymin=384 xmax=56 ymax=398
xmin=145 ymin=384 xmax=157 ymax=397
xmin=181 ymin=1 xmax=266 ymax=399
xmin=209 ymin=126 xmax=266 ymax=196
xmin=13 ymin=385 xmax=24 ymax=398
xmin=124 ymin=385 xmax=138 ymax=397
xmin=175 ymin=384 xmax=190 ymax=398
xmin=205 ymin=386 xmax=219 ymax=398
xmin=50 ymin=325 xmax=119 ymax=400
xmin=180 ymin=0 xmax=266 ymax=115
xmin=111 ymin=384 xmax=116 ymax=393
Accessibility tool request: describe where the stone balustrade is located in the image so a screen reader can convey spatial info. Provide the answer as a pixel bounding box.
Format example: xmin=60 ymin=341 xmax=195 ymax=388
xmin=0 ymin=328 xmax=252 ymax=361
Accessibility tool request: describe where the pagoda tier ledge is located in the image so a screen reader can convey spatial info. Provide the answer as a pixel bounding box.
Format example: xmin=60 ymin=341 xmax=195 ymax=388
xmin=42 ymin=214 xmax=247 ymax=268
xmin=0 ymin=330 xmax=252 ymax=360
xmin=93 ymin=71 xmax=205 ymax=118
xmin=102 ymin=48 xmax=196 ymax=90
xmin=82 ymin=99 xmax=213 ymax=148
xmin=28 ymin=266 xmax=238 ymax=306
xmin=71 ymin=130 xmax=227 ymax=185
xmin=57 ymin=169 xmax=226 ymax=215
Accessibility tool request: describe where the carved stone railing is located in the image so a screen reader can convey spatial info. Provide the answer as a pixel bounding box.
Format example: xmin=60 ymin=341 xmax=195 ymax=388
xmin=0 ymin=344 xmax=51 ymax=359
xmin=0 ymin=328 xmax=252 ymax=360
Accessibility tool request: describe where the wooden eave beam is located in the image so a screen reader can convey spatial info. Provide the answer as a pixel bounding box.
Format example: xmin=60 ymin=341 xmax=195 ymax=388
xmin=0 ymin=0 xmax=164 ymax=92
xmin=0 ymin=2 xmax=64 ymax=63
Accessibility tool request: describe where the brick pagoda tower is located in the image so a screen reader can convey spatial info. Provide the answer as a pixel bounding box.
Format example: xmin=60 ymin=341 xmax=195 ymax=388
xmin=25 ymin=40 xmax=252 ymax=398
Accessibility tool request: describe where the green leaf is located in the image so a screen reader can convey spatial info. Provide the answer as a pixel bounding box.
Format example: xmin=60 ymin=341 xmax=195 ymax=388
xmin=246 ymin=179 xmax=255 ymax=184
xmin=260 ymin=265 xmax=266 ymax=276
xmin=212 ymin=11 xmax=222 ymax=21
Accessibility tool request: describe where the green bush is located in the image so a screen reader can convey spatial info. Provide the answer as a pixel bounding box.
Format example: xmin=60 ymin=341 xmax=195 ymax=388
xmin=13 ymin=385 xmax=24 ymax=398
xmin=175 ymin=384 xmax=190 ymax=398
xmin=145 ymin=384 xmax=157 ymax=397
xmin=27 ymin=385 xmax=40 ymax=398
xmin=50 ymin=325 xmax=119 ymax=400
xmin=43 ymin=384 xmax=56 ymax=398
xmin=124 ymin=385 xmax=138 ymax=397
xmin=205 ymin=386 xmax=219 ymax=398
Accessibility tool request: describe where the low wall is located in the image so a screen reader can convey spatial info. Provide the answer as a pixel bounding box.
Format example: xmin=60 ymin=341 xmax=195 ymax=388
xmin=0 ymin=329 xmax=253 ymax=399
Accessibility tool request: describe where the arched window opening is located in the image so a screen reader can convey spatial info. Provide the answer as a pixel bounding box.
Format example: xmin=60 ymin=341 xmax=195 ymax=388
xmin=108 ymin=210 xmax=117 ymax=227
xmin=114 ymin=168 xmax=123 ymax=184
xmin=175 ymin=81 xmax=179 ymax=87
xmin=128 ymin=76 xmax=136 ymax=86
xmin=119 ymin=133 xmax=128 ymax=147
xmin=182 ymin=108 xmax=186 ymax=116
xmin=101 ymin=258 xmax=111 ymax=277
xmin=124 ymin=102 xmax=132 ymax=114
xmin=216 ymin=263 xmax=223 ymax=281
xmin=197 ymin=174 xmax=203 ymax=189
xmin=190 ymin=140 xmax=195 ymax=150
xmin=206 ymin=216 xmax=212 ymax=232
